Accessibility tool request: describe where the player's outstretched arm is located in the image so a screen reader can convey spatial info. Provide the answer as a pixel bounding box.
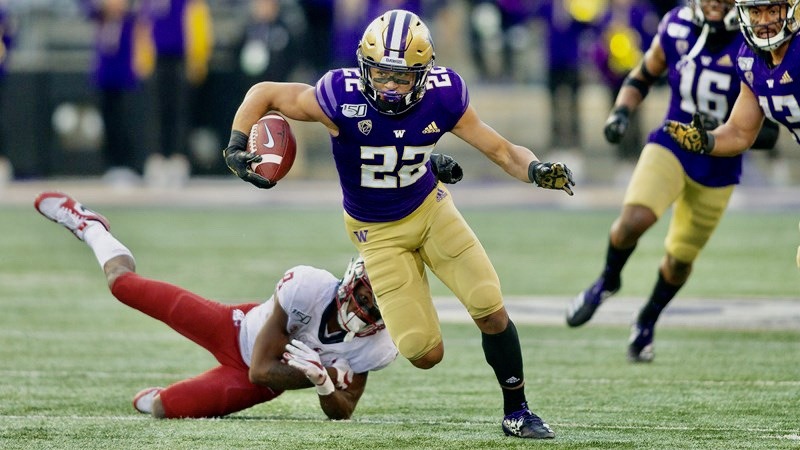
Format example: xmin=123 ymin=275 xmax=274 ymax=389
xmin=450 ymin=106 xmax=575 ymax=195
xmin=664 ymin=82 xmax=765 ymax=157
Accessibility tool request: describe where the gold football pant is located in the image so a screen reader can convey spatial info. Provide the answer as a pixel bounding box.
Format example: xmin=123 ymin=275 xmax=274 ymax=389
xmin=624 ymin=143 xmax=734 ymax=262
xmin=344 ymin=184 xmax=503 ymax=361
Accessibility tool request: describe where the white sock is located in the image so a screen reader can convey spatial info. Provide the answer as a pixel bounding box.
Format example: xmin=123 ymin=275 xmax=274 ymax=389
xmin=82 ymin=223 xmax=134 ymax=268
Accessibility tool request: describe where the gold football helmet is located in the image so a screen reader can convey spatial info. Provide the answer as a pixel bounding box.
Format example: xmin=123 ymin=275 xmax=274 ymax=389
xmin=356 ymin=9 xmax=435 ymax=115
xmin=736 ymin=0 xmax=800 ymax=50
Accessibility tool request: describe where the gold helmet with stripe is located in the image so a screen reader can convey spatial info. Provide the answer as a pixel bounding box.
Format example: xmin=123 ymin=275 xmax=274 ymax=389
xmin=356 ymin=10 xmax=435 ymax=115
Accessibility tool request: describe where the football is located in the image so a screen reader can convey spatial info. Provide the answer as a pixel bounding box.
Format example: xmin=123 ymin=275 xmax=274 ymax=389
xmin=247 ymin=113 xmax=297 ymax=182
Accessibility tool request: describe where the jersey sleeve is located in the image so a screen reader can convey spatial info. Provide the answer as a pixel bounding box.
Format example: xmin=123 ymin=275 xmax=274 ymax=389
xmin=656 ymin=8 xmax=689 ymax=65
xmin=314 ymin=70 xmax=339 ymax=122
xmin=429 ymin=66 xmax=469 ymax=128
xmin=275 ymin=265 xmax=337 ymax=333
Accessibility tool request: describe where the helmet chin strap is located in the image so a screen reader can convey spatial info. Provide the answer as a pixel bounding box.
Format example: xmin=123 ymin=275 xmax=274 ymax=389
xmin=338 ymin=308 xmax=368 ymax=343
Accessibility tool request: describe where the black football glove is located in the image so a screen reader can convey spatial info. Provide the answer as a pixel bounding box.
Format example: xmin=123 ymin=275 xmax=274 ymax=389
xmin=430 ymin=153 xmax=463 ymax=184
xmin=528 ymin=161 xmax=575 ymax=196
xmin=223 ymin=130 xmax=276 ymax=189
xmin=604 ymin=106 xmax=630 ymax=144
xmin=663 ymin=112 xmax=714 ymax=155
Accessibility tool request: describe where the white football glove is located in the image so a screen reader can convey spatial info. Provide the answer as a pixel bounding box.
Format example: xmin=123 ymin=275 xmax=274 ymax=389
xmin=330 ymin=358 xmax=354 ymax=390
xmin=283 ymin=339 xmax=334 ymax=395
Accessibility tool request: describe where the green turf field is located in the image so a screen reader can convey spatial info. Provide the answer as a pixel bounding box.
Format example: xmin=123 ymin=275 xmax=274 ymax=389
xmin=1 ymin=205 xmax=798 ymax=449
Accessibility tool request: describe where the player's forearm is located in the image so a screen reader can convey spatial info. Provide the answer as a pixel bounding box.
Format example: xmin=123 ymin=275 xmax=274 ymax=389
xmin=709 ymin=123 xmax=758 ymax=157
xmin=318 ymin=390 xmax=357 ymax=420
xmin=249 ymin=362 xmax=313 ymax=390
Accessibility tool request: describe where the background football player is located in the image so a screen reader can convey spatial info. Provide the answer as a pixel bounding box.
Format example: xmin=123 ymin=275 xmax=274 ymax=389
xmin=567 ymin=0 xmax=778 ymax=362
xmin=664 ymin=0 xmax=800 ymax=270
xmin=223 ymin=9 xmax=574 ymax=440
xmin=34 ymin=191 xmax=397 ymax=419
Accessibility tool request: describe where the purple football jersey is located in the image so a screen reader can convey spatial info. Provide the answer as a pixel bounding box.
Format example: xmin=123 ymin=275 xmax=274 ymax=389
xmin=648 ymin=7 xmax=744 ymax=187
xmin=315 ymin=66 xmax=469 ymax=222
xmin=737 ymin=36 xmax=800 ymax=144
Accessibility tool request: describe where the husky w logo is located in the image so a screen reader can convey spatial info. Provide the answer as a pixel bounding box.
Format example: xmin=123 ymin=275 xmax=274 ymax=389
xmin=353 ymin=229 xmax=369 ymax=243
xmin=393 ymin=130 xmax=406 ymax=138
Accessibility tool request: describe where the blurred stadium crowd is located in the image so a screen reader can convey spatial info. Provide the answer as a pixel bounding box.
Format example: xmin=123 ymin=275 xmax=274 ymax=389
xmin=0 ymin=0 xmax=795 ymax=189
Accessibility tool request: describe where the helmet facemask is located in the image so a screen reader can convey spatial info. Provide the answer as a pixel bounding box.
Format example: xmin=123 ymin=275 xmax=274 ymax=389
xmin=335 ymin=257 xmax=384 ymax=342
xmin=736 ymin=0 xmax=800 ymax=51
xmin=356 ymin=9 xmax=435 ymax=115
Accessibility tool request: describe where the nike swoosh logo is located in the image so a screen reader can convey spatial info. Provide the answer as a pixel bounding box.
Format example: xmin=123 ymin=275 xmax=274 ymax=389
xmin=262 ymin=122 xmax=275 ymax=149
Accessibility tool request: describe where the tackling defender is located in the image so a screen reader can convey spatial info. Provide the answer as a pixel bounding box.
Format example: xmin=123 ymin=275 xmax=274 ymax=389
xmin=567 ymin=0 xmax=778 ymax=362
xmin=664 ymin=0 xmax=800 ymax=270
xmin=223 ymin=9 xmax=574 ymax=439
xmin=34 ymin=191 xmax=397 ymax=419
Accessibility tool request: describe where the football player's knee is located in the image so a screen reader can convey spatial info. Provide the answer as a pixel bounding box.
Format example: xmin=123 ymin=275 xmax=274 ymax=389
xmin=398 ymin=333 xmax=442 ymax=369
xmin=667 ymin=241 xmax=700 ymax=264
xmin=464 ymin=283 xmax=503 ymax=320
xmin=408 ymin=342 xmax=444 ymax=370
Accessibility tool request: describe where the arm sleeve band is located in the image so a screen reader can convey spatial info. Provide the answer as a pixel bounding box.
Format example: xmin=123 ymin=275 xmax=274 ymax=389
xmin=639 ymin=61 xmax=658 ymax=83
xmin=623 ymin=76 xmax=650 ymax=98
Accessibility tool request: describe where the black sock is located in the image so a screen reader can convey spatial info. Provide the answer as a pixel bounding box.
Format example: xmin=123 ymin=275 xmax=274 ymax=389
xmin=481 ymin=320 xmax=527 ymax=414
xmin=602 ymin=238 xmax=636 ymax=285
xmin=638 ymin=270 xmax=683 ymax=324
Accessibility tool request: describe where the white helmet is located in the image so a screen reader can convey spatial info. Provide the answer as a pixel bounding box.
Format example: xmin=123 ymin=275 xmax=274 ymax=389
xmin=335 ymin=256 xmax=384 ymax=342
xmin=736 ymin=0 xmax=800 ymax=50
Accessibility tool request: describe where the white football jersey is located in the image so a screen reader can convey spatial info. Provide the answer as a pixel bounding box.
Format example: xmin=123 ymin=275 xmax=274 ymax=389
xmin=238 ymin=265 xmax=397 ymax=373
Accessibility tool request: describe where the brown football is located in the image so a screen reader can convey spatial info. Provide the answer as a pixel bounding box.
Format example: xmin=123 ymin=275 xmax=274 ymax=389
xmin=247 ymin=113 xmax=297 ymax=183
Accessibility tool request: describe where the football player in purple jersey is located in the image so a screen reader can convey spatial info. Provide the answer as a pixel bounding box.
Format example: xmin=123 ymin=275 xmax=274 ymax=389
xmin=664 ymin=0 xmax=800 ymax=269
xmin=568 ymin=0 xmax=778 ymax=362
xmin=223 ymin=9 xmax=575 ymax=439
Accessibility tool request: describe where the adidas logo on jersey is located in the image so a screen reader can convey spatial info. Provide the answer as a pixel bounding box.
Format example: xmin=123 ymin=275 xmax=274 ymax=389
xmin=780 ymin=71 xmax=793 ymax=85
xmin=422 ymin=121 xmax=441 ymax=134
xmin=717 ymin=54 xmax=733 ymax=67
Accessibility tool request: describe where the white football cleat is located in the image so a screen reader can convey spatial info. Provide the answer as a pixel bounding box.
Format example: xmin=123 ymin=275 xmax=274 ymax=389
xmin=132 ymin=387 xmax=164 ymax=414
xmin=34 ymin=191 xmax=110 ymax=240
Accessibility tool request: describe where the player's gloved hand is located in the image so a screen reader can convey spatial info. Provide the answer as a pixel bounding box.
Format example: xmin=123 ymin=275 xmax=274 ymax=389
xmin=223 ymin=130 xmax=276 ymax=189
xmin=430 ymin=153 xmax=463 ymax=184
xmin=604 ymin=106 xmax=630 ymax=144
xmin=528 ymin=161 xmax=575 ymax=196
xmin=663 ymin=112 xmax=714 ymax=154
xmin=330 ymin=358 xmax=354 ymax=390
xmin=284 ymin=339 xmax=335 ymax=395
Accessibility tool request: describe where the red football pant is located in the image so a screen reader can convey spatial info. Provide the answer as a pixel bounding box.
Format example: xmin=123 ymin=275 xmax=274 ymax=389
xmin=111 ymin=272 xmax=282 ymax=418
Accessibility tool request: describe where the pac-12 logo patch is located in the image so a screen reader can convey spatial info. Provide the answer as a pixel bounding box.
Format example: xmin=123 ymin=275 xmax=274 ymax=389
xmin=358 ymin=120 xmax=372 ymax=135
